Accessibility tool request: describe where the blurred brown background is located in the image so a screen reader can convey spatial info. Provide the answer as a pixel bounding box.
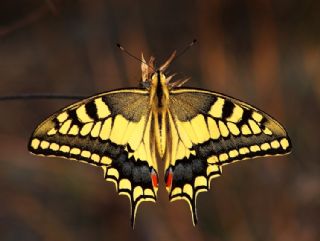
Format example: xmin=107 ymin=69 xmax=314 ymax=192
xmin=0 ymin=0 xmax=319 ymax=241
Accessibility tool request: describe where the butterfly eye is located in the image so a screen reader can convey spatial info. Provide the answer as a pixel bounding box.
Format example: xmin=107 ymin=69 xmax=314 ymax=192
xmin=139 ymin=80 xmax=151 ymax=89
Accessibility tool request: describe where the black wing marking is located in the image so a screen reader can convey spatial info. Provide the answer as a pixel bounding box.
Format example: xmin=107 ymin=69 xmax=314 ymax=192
xmin=29 ymin=89 xmax=158 ymax=227
xmin=166 ymin=88 xmax=292 ymax=225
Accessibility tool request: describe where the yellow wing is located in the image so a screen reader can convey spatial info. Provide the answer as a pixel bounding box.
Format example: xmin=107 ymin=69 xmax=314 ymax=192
xmin=166 ymin=88 xmax=292 ymax=225
xmin=28 ymin=89 xmax=158 ymax=227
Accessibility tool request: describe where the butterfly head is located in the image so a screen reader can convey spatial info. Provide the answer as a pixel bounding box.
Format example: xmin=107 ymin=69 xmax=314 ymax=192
xmin=140 ymin=51 xmax=190 ymax=89
xmin=141 ymin=52 xmax=174 ymax=85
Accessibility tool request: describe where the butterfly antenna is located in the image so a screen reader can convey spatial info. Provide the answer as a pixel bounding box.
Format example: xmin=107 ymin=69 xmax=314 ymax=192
xmin=174 ymin=39 xmax=197 ymax=62
xmin=117 ymin=43 xmax=154 ymax=71
xmin=161 ymin=39 xmax=197 ymax=71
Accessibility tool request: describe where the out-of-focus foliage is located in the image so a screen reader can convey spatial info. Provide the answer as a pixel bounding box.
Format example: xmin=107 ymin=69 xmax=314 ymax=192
xmin=0 ymin=1 xmax=319 ymax=241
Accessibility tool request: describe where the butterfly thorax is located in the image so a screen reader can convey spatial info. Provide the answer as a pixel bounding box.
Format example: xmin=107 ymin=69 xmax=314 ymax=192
xmin=149 ymin=71 xmax=169 ymax=110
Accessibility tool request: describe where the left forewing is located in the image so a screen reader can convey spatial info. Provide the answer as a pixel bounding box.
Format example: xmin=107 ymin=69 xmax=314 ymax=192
xmin=28 ymin=89 xmax=157 ymax=227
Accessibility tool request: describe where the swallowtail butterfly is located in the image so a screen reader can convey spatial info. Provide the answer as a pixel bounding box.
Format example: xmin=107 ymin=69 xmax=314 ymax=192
xmin=29 ymin=52 xmax=291 ymax=227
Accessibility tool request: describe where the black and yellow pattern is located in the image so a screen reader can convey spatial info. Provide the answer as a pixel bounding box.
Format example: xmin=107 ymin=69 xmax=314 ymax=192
xmin=29 ymin=54 xmax=291 ymax=227
xmin=166 ymin=89 xmax=291 ymax=224
xmin=29 ymin=89 xmax=158 ymax=227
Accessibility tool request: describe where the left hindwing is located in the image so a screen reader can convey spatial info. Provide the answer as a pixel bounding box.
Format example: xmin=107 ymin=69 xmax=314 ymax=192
xmin=167 ymin=88 xmax=292 ymax=225
xmin=28 ymin=89 xmax=157 ymax=227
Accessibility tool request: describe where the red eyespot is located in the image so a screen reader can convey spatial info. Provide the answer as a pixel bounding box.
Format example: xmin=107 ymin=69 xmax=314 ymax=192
xmin=151 ymin=169 xmax=158 ymax=188
xmin=165 ymin=167 xmax=173 ymax=188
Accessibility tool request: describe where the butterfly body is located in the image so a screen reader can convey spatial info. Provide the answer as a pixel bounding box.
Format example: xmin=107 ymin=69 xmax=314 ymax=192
xmin=29 ymin=53 xmax=291 ymax=227
xmin=150 ymin=71 xmax=169 ymax=158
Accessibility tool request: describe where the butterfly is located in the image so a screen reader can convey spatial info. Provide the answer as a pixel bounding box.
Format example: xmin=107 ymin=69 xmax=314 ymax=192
xmin=28 ymin=51 xmax=292 ymax=227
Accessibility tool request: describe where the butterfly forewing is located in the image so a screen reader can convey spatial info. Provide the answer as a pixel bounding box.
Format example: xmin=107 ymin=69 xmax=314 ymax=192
xmin=166 ymin=88 xmax=292 ymax=225
xmin=28 ymin=89 xmax=158 ymax=226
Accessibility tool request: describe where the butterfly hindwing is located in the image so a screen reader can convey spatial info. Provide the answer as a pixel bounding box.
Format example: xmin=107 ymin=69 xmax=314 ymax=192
xmin=166 ymin=88 xmax=292 ymax=225
xmin=28 ymin=89 xmax=158 ymax=227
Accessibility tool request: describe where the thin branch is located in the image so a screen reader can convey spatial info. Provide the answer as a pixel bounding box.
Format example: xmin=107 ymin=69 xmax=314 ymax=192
xmin=0 ymin=94 xmax=86 ymax=101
